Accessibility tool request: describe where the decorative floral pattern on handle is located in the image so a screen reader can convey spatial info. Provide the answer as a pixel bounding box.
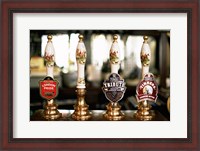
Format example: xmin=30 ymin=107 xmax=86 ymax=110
xmin=44 ymin=35 xmax=55 ymax=67
xmin=141 ymin=53 xmax=150 ymax=66
xmin=110 ymin=50 xmax=119 ymax=64
xmin=76 ymin=49 xmax=86 ymax=64
xmin=140 ymin=36 xmax=151 ymax=67
xmin=44 ymin=54 xmax=55 ymax=66
xmin=110 ymin=35 xmax=120 ymax=64
xmin=77 ymin=77 xmax=85 ymax=84
xmin=76 ymin=35 xmax=86 ymax=88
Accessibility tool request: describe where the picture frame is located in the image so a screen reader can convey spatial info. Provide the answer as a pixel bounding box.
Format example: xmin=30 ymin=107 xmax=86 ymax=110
xmin=1 ymin=0 xmax=199 ymax=150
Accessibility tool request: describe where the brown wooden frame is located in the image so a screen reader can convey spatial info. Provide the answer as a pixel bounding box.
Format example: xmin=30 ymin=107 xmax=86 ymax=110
xmin=1 ymin=0 xmax=199 ymax=150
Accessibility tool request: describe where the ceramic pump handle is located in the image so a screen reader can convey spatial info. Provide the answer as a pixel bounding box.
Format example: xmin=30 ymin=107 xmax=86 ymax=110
xmin=140 ymin=36 xmax=151 ymax=78
xmin=76 ymin=34 xmax=87 ymax=89
xmin=110 ymin=35 xmax=120 ymax=74
xmin=44 ymin=35 xmax=55 ymax=78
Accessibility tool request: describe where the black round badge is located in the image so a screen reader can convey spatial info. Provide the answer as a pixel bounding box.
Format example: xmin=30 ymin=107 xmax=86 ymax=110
xmin=102 ymin=73 xmax=126 ymax=103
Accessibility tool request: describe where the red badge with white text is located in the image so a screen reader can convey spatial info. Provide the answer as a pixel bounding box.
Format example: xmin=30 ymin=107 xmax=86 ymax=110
xmin=136 ymin=73 xmax=158 ymax=103
xmin=39 ymin=76 xmax=59 ymax=100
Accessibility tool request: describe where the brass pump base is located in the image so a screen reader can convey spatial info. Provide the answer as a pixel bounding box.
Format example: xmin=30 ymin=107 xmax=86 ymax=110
xmin=71 ymin=104 xmax=91 ymax=121
xmin=104 ymin=102 xmax=125 ymax=121
xmin=43 ymin=102 xmax=62 ymax=120
xmin=135 ymin=102 xmax=155 ymax=121
xmin=71 ymin=88 xmax=92 ymax=121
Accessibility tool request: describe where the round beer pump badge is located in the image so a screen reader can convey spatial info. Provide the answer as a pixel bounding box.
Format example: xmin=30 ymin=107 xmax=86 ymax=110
xmin=39 ymin=76 xmax=59 ymax=100
xmin=102 ymin=73 xmax=126 ymax=103
xmin=136 ymin=73 xmax=158 ymax=102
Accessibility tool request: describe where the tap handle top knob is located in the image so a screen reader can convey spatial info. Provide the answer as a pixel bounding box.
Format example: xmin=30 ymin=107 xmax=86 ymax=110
xmin=78 ymin=34 xmax=84 ymax=42
xmin=143 ymin=36 xmax=148 ymax=43
xmin=113 ymin=34 xmax=118 ymax=42
xmin=47 ymin=35 xmax=53 ymax=42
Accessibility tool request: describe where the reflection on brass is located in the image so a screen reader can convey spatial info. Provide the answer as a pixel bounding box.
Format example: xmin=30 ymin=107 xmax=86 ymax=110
xmin=78 ymin=34 xmax=84 ymax=42
xmin=103 ymin=102 xmax=125 ymax=121
xmin=113 ymin=34 xmax=118 ymax=42
xmin=71 ymin=88 xmax=92 ymax=120
xmin=143 ymin=35 xmax=148 ymax=43
xmin=135 ymin=101 xmax=155 ymax=121
xmin=47 ymin=34 xmax=53 ymax=41
xmin=31 ymin=109 xmax=168 ymax=121
xmin=43 ymin=100 xmax=62 ymax=120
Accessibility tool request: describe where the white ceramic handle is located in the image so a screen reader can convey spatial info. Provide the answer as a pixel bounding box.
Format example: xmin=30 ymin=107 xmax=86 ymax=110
xmin=44 ymin=35 xmax=55 ymax=79
xmin=141 ymin=36 xmax=151 ymax=78
xmin=110 ymin=35 xmax=120 ymax=74
xmin=76 ymin=35 xmax=86 ymax=88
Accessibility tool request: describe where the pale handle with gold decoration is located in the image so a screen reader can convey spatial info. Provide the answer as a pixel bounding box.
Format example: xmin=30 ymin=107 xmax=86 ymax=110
xmin=110 ymin=34 xmax=120 ymax=74
xmin=76 ymin=34 xmax=87 ymax=89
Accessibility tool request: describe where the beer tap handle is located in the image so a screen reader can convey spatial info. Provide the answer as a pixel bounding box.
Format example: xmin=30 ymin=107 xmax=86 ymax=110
xmin=76 ymin=34 xmax=87 ymax=89
xmin=110 ymin=34 xmax=120 ymax=74
xmin=44 ymin=35 xmax=55 ymax=79
xmin=140 ymin=36 xmax=151 ymax=78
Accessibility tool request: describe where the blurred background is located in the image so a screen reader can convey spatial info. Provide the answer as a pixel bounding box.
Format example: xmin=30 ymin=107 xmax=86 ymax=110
xmin=30 ymin=30 xmax=170 ymax=120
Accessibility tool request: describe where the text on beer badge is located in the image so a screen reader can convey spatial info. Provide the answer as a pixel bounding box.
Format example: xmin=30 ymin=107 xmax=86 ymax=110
xmin=136 ymin=73 xmax=158 ymax=103
xmin=102 ymin=73 xmax=126 ymax=103
xmin=39 ymin=76 xmax=59 ymax=100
